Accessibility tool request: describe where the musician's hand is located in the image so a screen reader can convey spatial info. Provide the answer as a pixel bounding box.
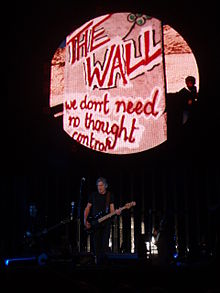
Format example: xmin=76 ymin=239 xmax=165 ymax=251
xmin=115 ymin=209 xmax=121 ymax=215
xmin=84 ymin=220 xmax=91 ymax=230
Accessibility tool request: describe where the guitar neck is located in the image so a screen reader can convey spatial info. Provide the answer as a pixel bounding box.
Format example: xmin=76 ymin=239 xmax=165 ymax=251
xmin=98 ymin=206 xmax=126 ymax=224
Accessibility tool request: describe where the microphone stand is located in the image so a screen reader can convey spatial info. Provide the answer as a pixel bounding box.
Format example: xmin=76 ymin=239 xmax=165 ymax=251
xmin=76 ymin=178 xmax=85 ymax=253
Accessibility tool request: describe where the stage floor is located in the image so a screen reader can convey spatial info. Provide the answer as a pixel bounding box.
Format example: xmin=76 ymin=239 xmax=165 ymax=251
xmin=2 ymin=253 xmax=219 ymax=292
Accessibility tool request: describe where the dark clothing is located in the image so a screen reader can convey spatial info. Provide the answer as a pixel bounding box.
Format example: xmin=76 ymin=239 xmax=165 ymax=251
xmin=92 ymin=221 xmax=111 ymax=262
xmin=155 ymin=215 xmax=175 ymax=265
xmin=88 ymin=191 xmax=114 ymax=216
xmin=178 ymin=86 xmax=197 ymax=111
xmin=88 ymin=191 xmax=114 ymax=263
xmin=156 ymin=230 xmax=175 ymax=265
xmin=23 ymin=212 xmax=45 ymax=255
xmin=166 ymin=86 xmax=198 ymax=141
xmin=166 ymin=92 xmax=183 ymax=141
xmin=178 ymin=86 xmax=198 ymax=125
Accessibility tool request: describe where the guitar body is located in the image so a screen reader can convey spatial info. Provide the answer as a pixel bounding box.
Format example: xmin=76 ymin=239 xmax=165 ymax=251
xmin=87 ymin=212 xmax=109 ymax=232
xmin=85 ymin=201 xmax=136 ymax=234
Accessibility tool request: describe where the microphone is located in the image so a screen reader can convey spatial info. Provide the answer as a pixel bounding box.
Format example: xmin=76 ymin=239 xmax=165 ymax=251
xmin=70 ymin=201 xmax=75 ymax=220
xmin=79 ymin=177 xmax=86 ymax=197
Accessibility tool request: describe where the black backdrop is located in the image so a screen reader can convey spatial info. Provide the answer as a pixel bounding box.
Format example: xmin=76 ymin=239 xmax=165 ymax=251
xmin=3 ymin=1 xmax=220 ymax=260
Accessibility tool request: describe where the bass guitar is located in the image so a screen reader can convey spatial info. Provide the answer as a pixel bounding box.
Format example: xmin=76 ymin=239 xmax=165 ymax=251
xmin=23 ymin=217 xmax=72 ymax=247
xmin=86 ymin=201 xmax=136 ymax=233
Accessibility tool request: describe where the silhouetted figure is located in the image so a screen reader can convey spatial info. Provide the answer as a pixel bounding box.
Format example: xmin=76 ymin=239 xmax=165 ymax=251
xmin=167 ymin=76 xmax=198 ymax=143
xmin=23 ymin=202 xmax=44 ymax=255
xmin=153 ymin=214 xmax=175 ymax=265
xmin=178 ymin=75 xmax=198 ymax=125
xmin=137 ymin=234 xmax=147 ymax=259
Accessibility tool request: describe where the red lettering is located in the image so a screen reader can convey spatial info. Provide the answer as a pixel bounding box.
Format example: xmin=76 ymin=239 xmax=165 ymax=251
xmin=127 ymin=101 xmax=134 ymax=114
xmin=115 ymin=100 xmax=126 ymax=113
xmin=84 ymin=112 xmax=138 ymax=150
xmin=108 ymin=45 xmax=127 ymax=87
xmin=65 ymin=100 xmax=78 ymax=110
xmin=143 ymin=89 xmax=159 ymax=117
xmin=66 ymin=21 xmax=93 ymax=64
xmin=125 ymin=30 xmax=161 ymax=76
xmin=84 ymin=28 xmax=161 ymax=89
xmin=90 ymin=14 xmax=111 ymax=52
xmin=103 ymin=93 xmax=110 ymax=115
xmin=135 ymin=101 xmax=143 ymax=114
xmin=90 ymin=132 xmax=96 ymax=149
xmin=68 ymin=115 xmax=80 ymax=127
xmin=86 ymin=45 xmax=115 ymax=88
xmin=77 ymin=29 xmax=89 ymax=60
xmin=85 ymin=112 xmax=111 ymax=134
xmin=67 ymin=15 xmax=112 ymax=65
xmin=115 ymin=88 xmax=160 ymax=118
xmin=128 ymin=118 xmax=138 ymax=143
xmin=72 ymin=131 xmax=89 ymax=146
xmin=80 ymin=94 xmax=110 ymax=114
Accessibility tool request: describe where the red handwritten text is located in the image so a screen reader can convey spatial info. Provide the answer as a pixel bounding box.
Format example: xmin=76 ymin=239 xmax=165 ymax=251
xmin=85 ymin=28 xmax=161 ymax=89
xmin=66 ymin=14 xmax=111 ymax=65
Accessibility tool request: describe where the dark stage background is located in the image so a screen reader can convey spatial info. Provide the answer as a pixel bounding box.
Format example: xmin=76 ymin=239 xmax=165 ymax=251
xmin=3 ymin=0 xmax=220 ymax=268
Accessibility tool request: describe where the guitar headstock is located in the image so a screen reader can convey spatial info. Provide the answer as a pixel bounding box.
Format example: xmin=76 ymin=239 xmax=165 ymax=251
xmin=125 ymin=201 xmax=136 ymax=209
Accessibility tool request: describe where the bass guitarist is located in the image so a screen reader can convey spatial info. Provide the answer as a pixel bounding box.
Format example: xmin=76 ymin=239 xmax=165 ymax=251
xmin=84 ymin=177 xmax=121 ymax=264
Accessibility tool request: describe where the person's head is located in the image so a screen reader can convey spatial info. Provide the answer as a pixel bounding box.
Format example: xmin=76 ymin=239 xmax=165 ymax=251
xmin=96 ymin=177 xmax=108 ymax=194
xmin=185 ymin=75 xmax=196 ymax=90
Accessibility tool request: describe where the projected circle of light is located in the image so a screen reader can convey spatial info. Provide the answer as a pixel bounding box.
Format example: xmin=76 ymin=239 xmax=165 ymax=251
xmin=50 ymin=12 xmax=199 ymax=155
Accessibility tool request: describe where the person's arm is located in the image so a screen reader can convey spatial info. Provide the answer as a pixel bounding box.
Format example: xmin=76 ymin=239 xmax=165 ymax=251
xmin=110 ymin=203 xmax=121 ymax=215
xmin=84 ymin=202 xmax=92 ymax=229
xmin=188 ymin=86 xmax=198 ymax=104
xmin=110 ymin=203 xmax=115 ymax=213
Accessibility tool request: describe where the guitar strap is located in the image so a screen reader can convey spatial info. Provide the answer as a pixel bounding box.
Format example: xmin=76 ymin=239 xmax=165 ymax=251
xmin=105 ymin=191 xmax=111 ymax=213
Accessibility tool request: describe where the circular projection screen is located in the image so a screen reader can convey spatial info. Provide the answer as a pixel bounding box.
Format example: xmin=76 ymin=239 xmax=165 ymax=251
xmin=49 ymin=12 xmax=199 ymax=155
